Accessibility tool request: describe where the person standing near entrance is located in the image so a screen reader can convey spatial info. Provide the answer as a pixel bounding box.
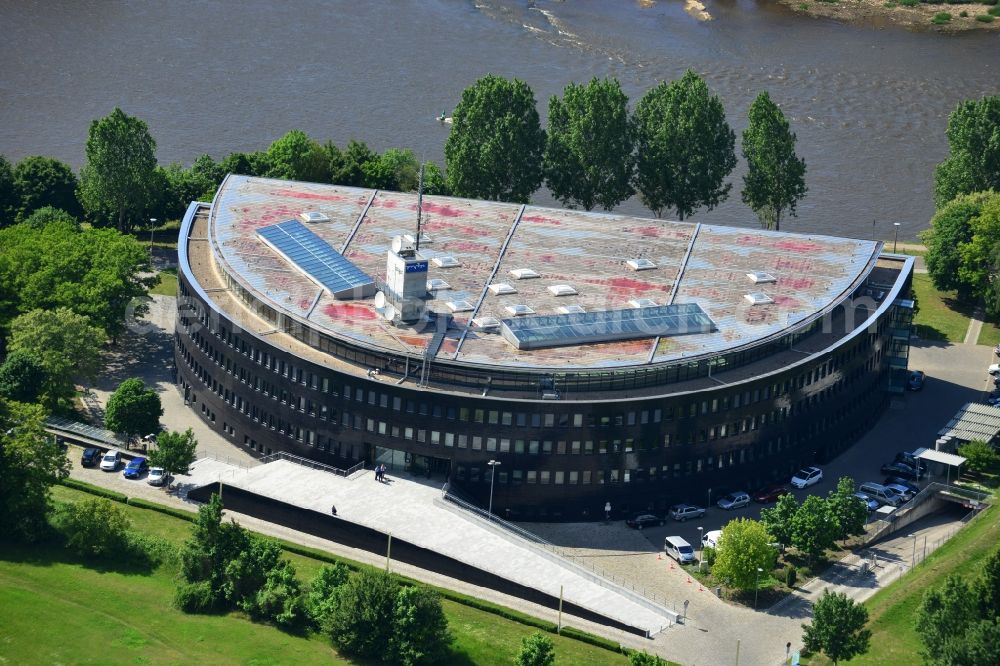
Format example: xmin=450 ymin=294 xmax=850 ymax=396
xmin=605 ymin=501 xmax=612 ymax=521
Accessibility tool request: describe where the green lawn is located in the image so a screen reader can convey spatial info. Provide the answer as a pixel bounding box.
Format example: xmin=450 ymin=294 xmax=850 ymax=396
xmin=911 ymin=273 xmax=972 ymax=342
xmin=804 ymin=502 xmax=999 ymax=665
xmin=978 ymin=321 xmax=1000 ymax=347
xmin=150 ymin=268 xmax=178 ymax=297
xmin=1 ymin=487 xmax=633 ymax=665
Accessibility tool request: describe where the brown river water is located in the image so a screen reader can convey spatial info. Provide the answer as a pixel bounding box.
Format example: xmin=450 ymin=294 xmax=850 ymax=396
xmin=0 ymin=0 xmax=996 ymax=239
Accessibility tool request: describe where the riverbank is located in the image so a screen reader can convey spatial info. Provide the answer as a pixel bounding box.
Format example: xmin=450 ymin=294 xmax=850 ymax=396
xmin=778 ymin=0 xmax=1000 ymax=31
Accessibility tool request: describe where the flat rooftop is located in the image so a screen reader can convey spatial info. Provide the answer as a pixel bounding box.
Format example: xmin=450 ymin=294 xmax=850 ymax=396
xmin=208 ymin=175 xmax=882 ymax=372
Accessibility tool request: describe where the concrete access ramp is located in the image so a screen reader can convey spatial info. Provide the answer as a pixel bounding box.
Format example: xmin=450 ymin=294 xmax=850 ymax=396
xmin=185 ymin=458 xmax=677 ymax=637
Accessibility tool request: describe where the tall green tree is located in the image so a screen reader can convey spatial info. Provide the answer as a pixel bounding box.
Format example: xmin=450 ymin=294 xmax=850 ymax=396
xmin=826 ymin=477 xmax=868 ymax=542
xmin=178 ymin=493 xmax=250 ymax=612
xmin=445 ymin=74 xmax=546 ymax=203
xmin=306 ymin=562 xmax=351 ymax=628
xmin=915 ymin=574 xmax=980 ymax=664
xmin=0 ymin=219 xmax=154 ymax=341
xmin=0 ymin=155 xmax=17 ymax=227
xmin=8 ymin=307 xmax=104 ymax=409
xmin=976 ymin=548 xmax=1000 ymax=622
xmin=741 ymin=91 xmax=807 ymax=231
xmin=148 ymin=428 xmax=198 ymax=482
xmin=78 ymin=107 xmax=159 ymax=232
xmin=920 ymin=191 xmax=990 ymax=297
xmin=802 ymin=590 xmax=871 ymax=665
xmin=760 ymin=492 xmax=799 ymax=547
xmin=21 ymin=206 xmax=80 ymax=230
xmin=790 ymin=495 xmax=839 ymax=564
xmin=13 ymin=155 xmax=82 ymax=221
xmin=56 ymin=497 xmax=132 ymax=559
xmin=0 ymin=350 xmax=47 ymax=403
xmin=934 ymin=95 xmax=1000 ymax=208
xmin=956 ymin=192 xmax=1000 ymax=317
xmin=265 ymin=130 xmax=331 ymax=183
xmin=104 ymin=378 xmax=162 ymax=440
xmin=957 ymin=439 xmax=1000 ymax=474
xmin=0 ymin=399 xmax=69 ymax=542
xmin=711 ymin=518 xmax=778 ymax=591
xmin=363 ymin=148 xmax=421 ymax=191
xmin=220 ymin=150 xmax=270 ymax=178
xmin=634 ymin=70 xmax=736 ymax=220
xmin=544 ymin=77 xmax=635 ymax=211
xmin=329 ymin=140 xmax=378 ymax=187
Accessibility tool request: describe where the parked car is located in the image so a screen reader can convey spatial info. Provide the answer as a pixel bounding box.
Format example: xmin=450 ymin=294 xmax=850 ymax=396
xmin=717 ymin=491 xmax=750 ymax=511
xmin=81 ymin=447 xmax=103 ymax=467
xmin=883 ymin=482 xmax=916 ymax=503
xmin=626 ymin=513 xmax=664 ymax=530
xmin=883 ymin=477 xmax=920 ymax=496
xmin=790 ymin=466 xmax=823 ymax=489
xmin=752 ymin=484 xmax=790 ymax=504
xmin=989 ymin=363 xmax=1000 ymax=376
xmin=702 ymin=529 xmax=723 ymax=549
xmin=880 ymin=461 xmax=923 ymax=481
xmin=895 ymin=451 xmax=927 ymax=473
xmin=99 ymin=450 xmax=121 ymax=471
xmin=147 ymin=467 xmax=168 ymax=486
xmin=854 ymin=492 xmax=879 ymax=512
xmin=664 ymin=536 xmax=697 ymax=564
xmin=669 ymin=503 xmax=706 ymax=522
xmin=858 ymin=482 xmax=902 ymax=507
xmin=907 ymin=370 xmax=926 ymax=391
xmin=123 ymin=457 xmax=148 ymax=479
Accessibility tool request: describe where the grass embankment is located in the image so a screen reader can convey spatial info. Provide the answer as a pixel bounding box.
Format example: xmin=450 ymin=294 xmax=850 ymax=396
xmin=910 ymin=273 xmax=972 ymax=343
xmin=150 ymin=267 xmax=178 ymax=297
xmin=0 ymin=485 xmax=633 ymax=665
xmin=978 ymin=320 xmax=1000 ymax=347
xmin=804 ymin=502 xmax=999 ymax=665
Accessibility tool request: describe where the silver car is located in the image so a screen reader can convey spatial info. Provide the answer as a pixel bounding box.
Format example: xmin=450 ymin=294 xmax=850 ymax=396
xmin=147 ymin=467 xmax=168 ymax=486
xmin=717 ymin=492 xmax=750 ymax=510
xmin=669 ymin=503 xmax=706 ymax=522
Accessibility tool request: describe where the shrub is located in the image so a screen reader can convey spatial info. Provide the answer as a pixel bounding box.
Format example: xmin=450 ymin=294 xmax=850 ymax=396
xmin=900 ymin=0 xmax=920 ymax=6
xmin=328 ymin=569 xmax=400 ymax=660
xmin=989 ymin=4 xmax=1000 ymax=14
xmin=786 ymin=566 xmax=798 ymax=589
xmin=960 ymin=9 xmax=969 ymax=15
xmin=932 ymin=11 xmax=953 ymax=22
xmin=60 ymin=478 xmax=128 ymax=503
xmin=703 ymin=545 xmax=717 ymax=566
xmin=249 ymin=560 xmax=306 ymax=629
xmin=174 ymin=580 xmax=220 ymax=613
xmin=977 ymin=12 xmax=996 ymax=19
xmin=984 ymin=0 xmax=998 ymax=6
xmin=393 ymin=586 xmax=452 ymax=665
xmin=126 ymin=496 xmax=195 ymax=522
xmin=55 ymin=497 xmax=131 ymax=559
xmin=884 ymin=1 xmax=897 ymax=7
xmin=516 ymin=632 xmax=556 ymax=666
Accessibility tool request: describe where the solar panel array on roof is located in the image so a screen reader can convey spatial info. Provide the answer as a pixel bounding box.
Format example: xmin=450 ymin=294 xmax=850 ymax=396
xmin=501 ymin=303 xmax=715 ymax=350
xmin=256 ymin=219 xmax=376 ymax=300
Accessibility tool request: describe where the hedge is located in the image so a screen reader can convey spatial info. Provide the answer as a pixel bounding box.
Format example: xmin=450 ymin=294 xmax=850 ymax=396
xmin=59 ymin=478 xmax=128 ymax=503
xmin=126 ymin=497 xmax=196 ymax=522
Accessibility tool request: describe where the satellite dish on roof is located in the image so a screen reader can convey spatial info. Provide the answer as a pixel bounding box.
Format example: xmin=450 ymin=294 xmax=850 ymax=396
xmin=383 ymin=304 xmax=397 ymax=322
xmin=374 ymin=291 xmax=386 ymax=309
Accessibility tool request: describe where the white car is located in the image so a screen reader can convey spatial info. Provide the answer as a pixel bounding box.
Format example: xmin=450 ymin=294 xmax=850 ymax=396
xmin=790 ymin=466 xmax=823 ymax=489
xmin=147 ymin=467 xmax=168 ymax=486
xmin=99 ymin=450 xmax=121 ymax=471
xmin=702 ymin=529 xmax=723 ymax=549
xmin=989 ymin=364 xmax=1000 ymax=376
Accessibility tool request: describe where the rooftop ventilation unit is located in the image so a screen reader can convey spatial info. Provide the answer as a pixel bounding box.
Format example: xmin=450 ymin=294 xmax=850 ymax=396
xmin=433 ymin=256 xmax=460 ymax=268
xmin=299 ymin=211 xmax=330 ymax=224
xmin=557 ymin=304 xmax=586 ymax=314
xmin=472 ymin=316 xmax=501 ymax=330
xmin=447 ymin=300 xmax=474 ymax=312
xmin=627 ymin=258 xmax=657 ymax=271
xmin=505 ymin=304 xmax=535 ymax=316
xmin=404 ymin=233 xmax=432 ymax=245
xmin=548 ymin=284 xmax=578 ymax=297
xmin=747 ymin=271 xmax=777 ymax=284
xmin=629 ymin=298 xmax=658 ymax=308
xmin=510 ymin=268 xmax=540 ymax=280
xmin=489 ymin=283 xmax=518 ymax=295
xmin=426 ymin=278 xmax=451 ymax=291
xmin=745 ymin=292 xmax=774 ymax=305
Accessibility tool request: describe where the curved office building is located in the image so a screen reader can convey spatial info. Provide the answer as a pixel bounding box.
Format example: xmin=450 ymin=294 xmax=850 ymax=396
xmin=175 ymin=175 xmax=914 ymax=520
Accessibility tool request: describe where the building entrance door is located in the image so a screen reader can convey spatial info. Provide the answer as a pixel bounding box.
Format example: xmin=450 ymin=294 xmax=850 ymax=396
xmin=374 ymin=446 xmax=451 ymax=480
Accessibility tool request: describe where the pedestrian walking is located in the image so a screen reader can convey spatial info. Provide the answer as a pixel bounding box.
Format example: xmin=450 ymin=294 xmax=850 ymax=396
xmin=380 ymin=463 xmax=388 ymax=482
xmin=604 ymin=501 xmax=612 ymax=521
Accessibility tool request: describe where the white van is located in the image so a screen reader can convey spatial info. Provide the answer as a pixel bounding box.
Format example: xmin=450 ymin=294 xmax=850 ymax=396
xmin=858 ymin=482 xmax=901 ymax=507
xmin=665 ymin=536 xmax=697 ymax=564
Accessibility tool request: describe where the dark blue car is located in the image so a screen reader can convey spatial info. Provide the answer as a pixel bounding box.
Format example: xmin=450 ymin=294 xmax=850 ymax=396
xmin=123 ymin=457 xmax=148 ymax=479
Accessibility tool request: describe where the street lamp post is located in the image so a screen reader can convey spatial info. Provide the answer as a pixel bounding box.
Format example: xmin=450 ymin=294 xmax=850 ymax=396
xmin=909 ymin=533 xmax=917 ymax=568
xmin=754 ymin=567 xmax=764 ymax=610
xmin=893 ymin=222 xmax=900 ymax=253
xmin=149 ymin=218 xmax=157 ymax=257
xmin=487 ymin=460 xmax=501 ymax=520
xmin=707 ymin=487 xmax=712 ymax=509
xmin=698 ymin=526 xmax=704 ymax=566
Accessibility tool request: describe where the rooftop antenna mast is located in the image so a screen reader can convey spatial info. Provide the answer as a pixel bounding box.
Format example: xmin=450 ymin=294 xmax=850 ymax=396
xmin=414 ymin=162 xmax=424 ymax=253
